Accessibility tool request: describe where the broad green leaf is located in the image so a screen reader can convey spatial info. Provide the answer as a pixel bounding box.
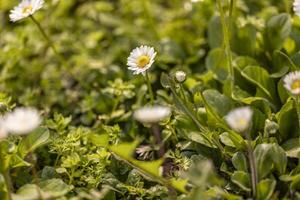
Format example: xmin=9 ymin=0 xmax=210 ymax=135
xmin=232 ymin=24 xmax=256 ymax=56
xmin=254 ymin=144 xmax=273 ymax=180
xmin=134 ymin=160 xmax=164 ymax=177
xmin=282 ymin=138 xmax=300 ymax=158
xmin=170 ymin=179 xmax=188 ymax=194
xmin=202 ymin=89 xmax=235 ymax=117
xmin=270 ymin=144 xmax=287 ymax=174
xmin=241 ymin=66 xmax=276 ymax=100
xmin=208 ymin=16 xmax=223 ymax=48
xmin=232 ymin=152 xmax=248 ymax=172
xmin=109 ymin=141 xmax=139 ymax=158
xmin=276 ymin=99 xmax=299 ymax=141
xmin=18 ymin=127 xmax=50 ymax=158
xmin=89 ymin=133 xmax=110 ymax=147
xmin=256 ymin=179 xmax=276 ymax=200
xmin=264 ymin=13 xmax=291 ymax=51
xmin=231 ymin=171 xmax=251 ymax=192
xmin=12 ymin=179 xmax=73 ymax=200
xmin=205 ymin=48 xmax=229 ymax=82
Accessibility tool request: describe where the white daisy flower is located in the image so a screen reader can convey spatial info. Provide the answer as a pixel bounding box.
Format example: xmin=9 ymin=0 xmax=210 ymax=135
xmin=9 ymin=0 xmax=44 ymax=22
xmin=3 ymin=107 xmax=41 ymax=135
xmin=127 ymin=45 xmax=157 ymax=75
xmin=283 ymin=71 xmax=300 ymax=95
xmin=175 ymin=71 xmax=186 ymax=83
xmin=225 ymin=107 xmax=253 ymax=133
xmin=133 ymin=105 xmax=171 ymax=124
xmin=294 ymin=0 xmax=300 ymax=17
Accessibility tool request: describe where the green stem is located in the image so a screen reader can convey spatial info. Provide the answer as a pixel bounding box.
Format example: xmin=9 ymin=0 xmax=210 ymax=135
xmin=179 ymin=84 xmax=188 ymax=103
xmin=244 ymin=131 xmax=258 ymax=198
xmin=295 ymin=96 xmax=300 ymax=130
xmin=3 ymin=170 xmax=12 ymax=200
xmin=284 ymin=0 xmax=291 ymax=14
xmin=30 ymin=15 xmax=65 ymax=65
xmin=217 ymin=0 xmax=235 ymax=96
xmin=145 ymin=71 xmax=155 ymax=105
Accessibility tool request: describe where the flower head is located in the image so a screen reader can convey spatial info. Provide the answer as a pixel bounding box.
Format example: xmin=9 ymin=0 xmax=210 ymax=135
xmin=133 ymin=105 xmax=171 ymax=124
xmin=283 ymin=71 xmax=300 ymax=95
xmin=294 ymin=0 xmax=300 ymax=17
xmin=127 ymin=45 xmax=157 ymax=75
xmin=9 ymin=0 xmax=44 ymax=22
xmin=225 ymin=107 xmax=253 ymax=133
xmin=3 ymin=107 xmax=41 ymax=135
xmin=175 ymin=71 xmax=186 ymax=83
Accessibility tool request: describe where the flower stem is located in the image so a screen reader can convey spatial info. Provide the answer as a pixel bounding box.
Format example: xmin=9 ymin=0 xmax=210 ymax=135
xmin=217 ymin=0 xmax=235 ymax=96
xmin=295 ymin=96 xmax=300 ymax=129
xmin=244 ymin=131 xmax=258 ymax=198
xmin=145 ymin=72 xmax=155 ymax=105
xmin=3 ymin=169 xmax=12 ymax=200
xmin=30 ymin=15 xmax=65 ymax=65
xmin=151 ymin=124 xmax=165 ymax=158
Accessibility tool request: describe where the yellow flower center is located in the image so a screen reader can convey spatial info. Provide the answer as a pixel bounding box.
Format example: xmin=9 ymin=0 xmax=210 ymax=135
xmin=137 ymin=55 xmax=150 ymax=68
xmin=22 ymin=5 xmax=33 ymax=14
xmin=292 ymin=79 xmax=300 ymax=91
xmin=238 ymin=119 xmax=247 ymax=126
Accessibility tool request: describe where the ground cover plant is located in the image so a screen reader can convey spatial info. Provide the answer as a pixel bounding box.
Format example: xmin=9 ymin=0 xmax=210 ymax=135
xmin=1 ymin=0 xmax=300 ymax=199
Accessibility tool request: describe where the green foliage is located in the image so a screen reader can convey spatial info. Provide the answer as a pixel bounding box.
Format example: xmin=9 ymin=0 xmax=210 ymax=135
xmin=1 ymin=0 xmax=300 ymax=199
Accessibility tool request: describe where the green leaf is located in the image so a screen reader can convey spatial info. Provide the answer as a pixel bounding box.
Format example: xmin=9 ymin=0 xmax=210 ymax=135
xmin=205 ymin=48 xmax=229 ymax=82
xmin=264 ymin=13 xmax=291 ymax=51
xmin=256 ymin=179 xmax=276 ymax=200
xmin=89 ymin=133 xmax=110 ymax=147
xmin=254 ymin=144 xmax=273 ymax=180
xmin=282 ymin=138 xmax=300 ymax=158
xmin=18 ymin=127 xmax=50 ymax=158
xmin=276 ymin=99 xmax=299 ymax=141
xmin=109 ymin=141 xmax=139 ymax=159
xmin=241 ymin=66 xmax=276 ymax=101
xmin=232 ymin=24 xmax=256 ymax=56
xmin=12 ymin=179 xmax=73 ymax=200
xmin=208 ymin=16 xmax=223 ymax=48
xmin=232 ymin=152 xmax=248 ymax=172
xmin=231 ymin=171 xmax=251 ymax=192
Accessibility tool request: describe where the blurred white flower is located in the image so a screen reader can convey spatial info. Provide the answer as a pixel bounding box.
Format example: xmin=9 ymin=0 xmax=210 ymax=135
xmin=0 ymin=119 xmax=8 ymax=139
xmin=294 ymin=0 xmax=300 ymax=16
xmin=3 ymin=107 xmax=41 ymax=135
xmin=9 ymin=0 xmax=44 ymax=22
xmin=134 ymin=106 xmax=171 ymax=123
xmin=225 ymin=107 xmax=253 ymax=133
xmin=175 ymin=71 xmax=186 ymax=83
xmin=127 ymin=45 xmax=157 ymax=75
xmin=283 ymin=71 xmax=300 ymax=95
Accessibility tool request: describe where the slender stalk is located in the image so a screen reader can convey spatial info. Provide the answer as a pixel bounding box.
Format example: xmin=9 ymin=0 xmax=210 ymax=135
xmin=29 ymin=15 xmax=65 ymax=65
xmin=29 ymin=153 xmax=44 ymax=200
xmin=3 ymin=169 xmax=12 ymax=200
xmin=284 ymin=0 xmax=291 ymax=14
xmin=217 ymin=0 xmax=235 ymax=96
xmin=295 ymin=96 xmax=300 ymax=129
xmin=145 ymin=72 xmax=155 ymax=105
xmin=151 ymin=124 xmax=165 ymax=158
xmin=179 ymin=84 xmax=187 ymax=103
xmin=244 ymin=131 xmax=258 ymax=198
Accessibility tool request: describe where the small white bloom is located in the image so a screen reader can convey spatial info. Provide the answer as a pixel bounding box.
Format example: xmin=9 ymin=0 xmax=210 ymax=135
xmin=175 ymin=71 xmax=186 ymax=83
xmin=3 ymin=107 xmax=41 ymax=135
xmin=127 ymin=45 xmax=157 ymax=75
xmin=294 ymin=0 xmax=300 ymax=17
xmin=134 ymin=106 xmax=171 ymax=123
xmin=283 ymin=71 xmax=300 ymax=95
xmin=9 ymin=0 xmax=44 ymax=22
xmin=225 ymin=107 xmax=253 ymax=133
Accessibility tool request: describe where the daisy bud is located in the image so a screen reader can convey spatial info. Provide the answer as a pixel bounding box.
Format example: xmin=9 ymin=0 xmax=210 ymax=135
xmin=175 ymin=71 xmax=186 ymax=83
xmin=225 ymin=107 xmax=253 ymax=133
xmin=133 ymin=106 xmax=171 ymax=124
xmin=264 ymin=119 xmax=279 ymax=135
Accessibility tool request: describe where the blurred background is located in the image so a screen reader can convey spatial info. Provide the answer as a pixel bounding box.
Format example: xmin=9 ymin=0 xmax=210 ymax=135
xmin=0 ymin=0 xmax=293 ymax=125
